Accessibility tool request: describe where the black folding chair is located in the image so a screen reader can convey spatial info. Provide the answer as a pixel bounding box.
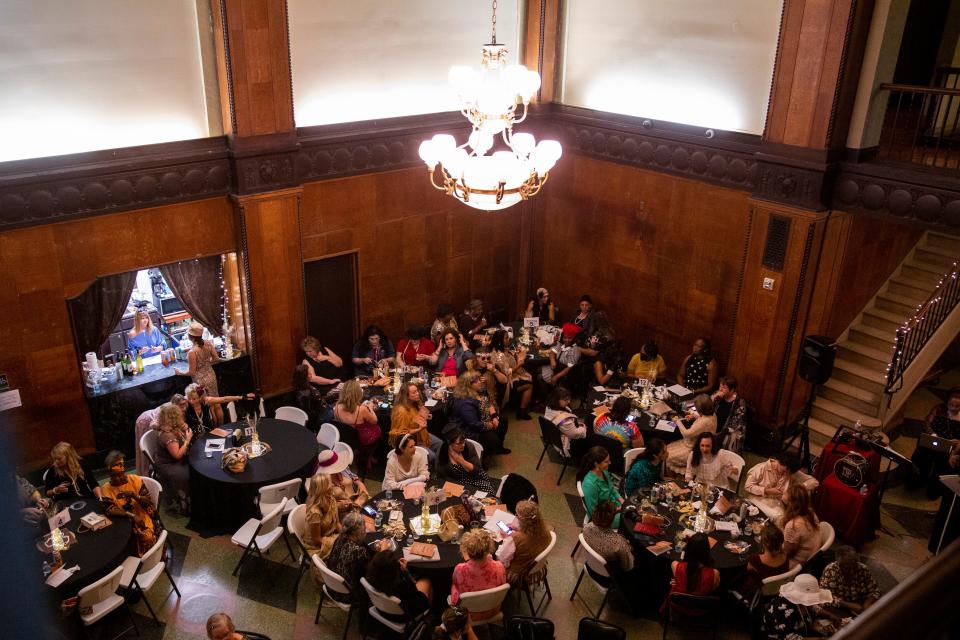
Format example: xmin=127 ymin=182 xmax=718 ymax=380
xmin=661 ymin=593 xmax=722 ymax=640
xmin=577 ymin=617 xmax=625 ymax=640
xmin=537 ymin=416 xmax=574 ymax=485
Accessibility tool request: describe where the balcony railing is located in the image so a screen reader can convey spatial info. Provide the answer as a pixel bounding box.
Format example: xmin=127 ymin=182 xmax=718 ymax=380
xmin=878 ymin=78 xmax=960 ymax=171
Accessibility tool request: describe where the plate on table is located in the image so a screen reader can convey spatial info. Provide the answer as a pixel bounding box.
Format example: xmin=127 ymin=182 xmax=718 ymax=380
xmin=724 ymin=539 xmax=751 ymax=554
xmin=376 ymin=499 xmax=402 ymax=511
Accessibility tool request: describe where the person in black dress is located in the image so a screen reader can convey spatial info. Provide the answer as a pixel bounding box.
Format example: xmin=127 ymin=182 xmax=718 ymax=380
xmin=44 ymin=442 xmax=101 ymax=500
xmin=301 ymin=336 xmax=343 ymax=397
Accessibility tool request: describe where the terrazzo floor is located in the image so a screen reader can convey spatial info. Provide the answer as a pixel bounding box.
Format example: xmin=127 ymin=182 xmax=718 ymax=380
xmin=80 ymin=375 xmax=959 ymax=640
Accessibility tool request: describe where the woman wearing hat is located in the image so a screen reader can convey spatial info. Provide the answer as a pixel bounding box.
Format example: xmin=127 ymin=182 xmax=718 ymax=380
xmin=760 ymin=573 xmax=841 ymax=638
xmin=316 ymin=444 xmax=370 ymax=515
xmin=524 ymin=287 xmax=558 ymax=325
xmin=175 ymin=322 xmax=222 ymax=420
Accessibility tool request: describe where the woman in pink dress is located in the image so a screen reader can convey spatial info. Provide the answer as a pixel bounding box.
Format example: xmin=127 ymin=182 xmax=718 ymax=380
xmin=451 ymin=529 xmax=506 ymax=621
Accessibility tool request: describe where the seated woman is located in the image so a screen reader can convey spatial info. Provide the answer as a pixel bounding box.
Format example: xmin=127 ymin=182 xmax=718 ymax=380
xmin=429 ymin=329 xmax=473 ymax=379
xmin=582 ymin=501 xmax=634 ymax=575
xmin=396 ymin=325 xmax=436 ymax=367
xmin=759 ymin=573 xmax=837 ymax=639
xmin=44 ymin=441 xmax=101 ymax=501
xmin=578 ymin=447 xmax=624 ymax=529
xmin=315 ymin=449 xmax=370 ymax=516
xmin=293 ymin=364 xmax=327 ymax=432
xmin=471 ymin=355 xmax=510 ymax=454
xmin=152 ymin=404 xmax=192 ymax=512
xmin=593 ymin=396 xmax=643 ymax=450
xmin=544 ymin=387 xmax=587 ymax=457
xmin=449 ymin=372 xmax=503 ymax=456
xmin=730 ymin=524 xmax=790 ymax=603
xmin=101 ymin=450 xmax=158 ymax=556
xmin=301 ymin=335 xmax=343 ymax=397
xmin=684 ymin=432 xmax=738 ymax=490
xmin=666 ymin=394 xmax=718 ymax=475
xmin=524 ymin=287 xmax=558 ymax=325
xmin=303 ymin=472 xmax=341 ymax=560
xmin=497 ymin=500 xmax=552 ymax=587
xmin=332 ymin=379 xmax=382 ymax=449
xmin=592 ymin=342 xmax=624 ymax=388
xmin=677 ymin=337 xmax=718 ymax=395
xmin=389 ymin=382 xmax=442 ymax=463
xmin=490 ymin=329 xmax=533 ymax=420
xmin=183 ymin=383 xmax=252 ymax=433
xmin=626 ymin=340 xmax=666 ymax=383
xmin=819 ymin=546 xmax=881 ymax=615
xmin=127 ymin=309 xmax=165 ymax=357
xmin=325 ymin=512 xmax=390 ymax=602
xmin=579 ymin=311 xmax=615 ymax=359
xmin=662 ymin=532 xmax=721 ymax=615
xmin=351 ymin=325 xmax=395 ymax=377
xmin=437 ymin=429 xmax=493 ymax=493
xmin=782 ymin=484 xmax=822 ymax=568
xmin=433 ymin=606 xmax=478 ymax=640
xmin=451 ymin=529 xmax=506 ymax=621
xmin=623 ymin=438 xmax=667 ymax=495
xmin=365 ymin=550 xmax=432 ymax=621
xmin=16 ymin=475 xmax=47 ymax=525
xmin=430 ymin=304 xmax=459 ymax=345
xmin=383 ymin=435 xmax=430 ymax=491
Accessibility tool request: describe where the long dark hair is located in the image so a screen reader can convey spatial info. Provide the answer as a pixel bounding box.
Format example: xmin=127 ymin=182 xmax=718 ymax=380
xmin=690 ymin=432 xmax=716 ymax=467
xmin=366 ymin=550 xmax=401 ymax=593
xmin=293 ymin=364 xmax=310 ymax=391
xmin=637 ymin=438 xmax=665 ymax=461
xmin=547 ymin=386 xmax=572 ymax=411
xmin=608 ymin=396 xmax=632 ymax=423
xmin=682 ymin=533 xmax=713 ymax=591
xmin=491 ymin=329 xmax=511 ymax=352
xmin=357 ymin=324 xmax=389 ymax=349
xmin=577 ymin=446 xmax=610 ymax=481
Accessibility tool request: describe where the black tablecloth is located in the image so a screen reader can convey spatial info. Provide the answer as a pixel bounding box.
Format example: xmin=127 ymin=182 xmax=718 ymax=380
xmin=583 ymin=388 xmax=683 ymax=444
xmin=188 ymin=418 xmax=318 ymax=535
xmin=36 ymin=499 xmax=134 ymax=597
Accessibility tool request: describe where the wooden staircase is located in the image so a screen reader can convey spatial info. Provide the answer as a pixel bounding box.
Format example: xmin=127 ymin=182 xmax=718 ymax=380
xmin=807 ymin=232 xmax=960 ymax=453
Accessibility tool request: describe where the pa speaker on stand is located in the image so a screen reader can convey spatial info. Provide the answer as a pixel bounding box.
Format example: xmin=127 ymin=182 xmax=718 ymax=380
xmin=785 ymin=335 xmax=837 ymax=469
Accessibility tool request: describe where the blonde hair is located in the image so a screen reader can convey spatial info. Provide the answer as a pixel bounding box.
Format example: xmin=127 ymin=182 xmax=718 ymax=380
xmin=301 ymin=336 xmax=321 ymax=353
xmin=129 ymin=310 xmax=154 ymax=338
xmin=184 ymin=383 xmax=202 ymax=404
xmin=339 ymin=379 xmax=363 ymax=413
xmin=452 ymin=371 xmax=481 ymax=400
xmin=306 ymin=473 xmax=338 ymax=516
xmin=157 ymin=403 xmax=185 ymax=432
xmin=459 ymin=528 xmax=494 ymax=561
xmin=516 ymin=500 xmax=549 ymax=538
xmin=50 ymin=442 xmax=84 ymax=481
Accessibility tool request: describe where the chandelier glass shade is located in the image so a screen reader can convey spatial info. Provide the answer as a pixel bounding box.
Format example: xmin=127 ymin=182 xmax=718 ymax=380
xmin=418 ymin=8 xmax=561 ymax=211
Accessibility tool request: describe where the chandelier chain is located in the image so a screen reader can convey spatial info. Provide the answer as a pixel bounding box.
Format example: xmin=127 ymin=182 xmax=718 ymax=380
xmin=491 ymin=0 xmax=498 ymax=44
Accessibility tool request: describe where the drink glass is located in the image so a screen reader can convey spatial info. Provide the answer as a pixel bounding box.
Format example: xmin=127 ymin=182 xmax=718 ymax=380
xmin=385 ymin=489 xmax=393 ymax=501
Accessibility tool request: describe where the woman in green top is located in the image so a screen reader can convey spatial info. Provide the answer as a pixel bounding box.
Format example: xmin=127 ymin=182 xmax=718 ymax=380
xmin=578 ymin=446 xmax=624 ymax=529
xmin=624 ymin=438 xmax=667 ymax=496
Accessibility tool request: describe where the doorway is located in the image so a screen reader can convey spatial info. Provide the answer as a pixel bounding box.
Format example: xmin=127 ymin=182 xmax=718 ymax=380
xmin=304 ymin=252 xmax=359 ymax=373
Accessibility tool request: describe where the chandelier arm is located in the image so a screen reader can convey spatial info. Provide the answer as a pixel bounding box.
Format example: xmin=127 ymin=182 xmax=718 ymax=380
xmin=512 ymin=102 xmax=529 ymax=126
xmin=426 ymin=167 xmax=447 ymax=192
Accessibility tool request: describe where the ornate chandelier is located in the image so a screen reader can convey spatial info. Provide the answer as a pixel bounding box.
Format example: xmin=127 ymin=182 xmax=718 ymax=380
xmin=418 ymin=1 xmax=562 ymax=211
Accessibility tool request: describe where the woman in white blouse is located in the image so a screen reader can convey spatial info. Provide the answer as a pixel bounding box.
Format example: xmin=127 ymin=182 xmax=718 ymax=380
xmin=382 ymin=435 xmax=430 ymax=490
xmin=685 ymin=432 xmax=737 ymax=490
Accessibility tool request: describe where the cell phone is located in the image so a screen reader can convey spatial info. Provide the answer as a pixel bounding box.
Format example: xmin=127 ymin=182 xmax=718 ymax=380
xmin=627 ymin=414 xmax=635 ymax=422
xmin=205 ymin=452 xmax=213 ymax=458
xmin=362 ymin=504 xmax=378 ymax=518
xmin=496 ymin=521 xmax=513 ymax=535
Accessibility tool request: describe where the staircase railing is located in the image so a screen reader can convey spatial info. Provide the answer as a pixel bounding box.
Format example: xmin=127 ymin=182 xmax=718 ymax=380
xmin=886 ymin=261 xmax=960 ymax=393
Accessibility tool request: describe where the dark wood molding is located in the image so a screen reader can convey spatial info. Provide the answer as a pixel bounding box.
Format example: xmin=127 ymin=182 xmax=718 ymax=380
xmin=546 ymin=104 xmax=762 ymax=191
xmin=0 ymin=137 xmax=231 ymax=231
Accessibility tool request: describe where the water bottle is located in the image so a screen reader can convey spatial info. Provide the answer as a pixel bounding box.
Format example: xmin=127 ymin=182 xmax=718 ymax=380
xmin=374 ymin=511 xmax=383 ymax=528
xmin=385 ymin=489 xmax=393 ymax=501
xmin=739 ymin=502 xmax=748 ymax=522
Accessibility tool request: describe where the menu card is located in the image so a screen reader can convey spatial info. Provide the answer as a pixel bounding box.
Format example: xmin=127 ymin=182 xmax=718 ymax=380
xmin=646 ymin=541 xmax=672 ymax=556
xmin=408 ymin=541 xmax=438 ymax=558
xmin=442 ymin=482 xmax=465 ymax=498
xmin=403 ymin=484 xmax=425 ymax=501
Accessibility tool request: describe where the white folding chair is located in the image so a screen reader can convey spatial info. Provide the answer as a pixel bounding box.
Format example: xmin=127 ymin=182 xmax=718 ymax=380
xmin=276 ymin=406 xmax=309 ymax=426
xmin=569 ymin=533 xmax=612 ymax=620
xmin=120 ymin=529 xmax=181 ymax=625
xmin=717 ymin=449 xmax=746 ymax=492
xmin=231 ymin=498 xmax=291 ymax=576
xmin=140 ymin=430 xmax=160 ymax=478
xmin=227 ymin=398 xmax=266 ymax=423
xmin=258 ymin=477 xmax=301 ymax=517
xmin=287 ymin=503 xmax=310 ymax=594
xmin=361 ymin=576 xmax=426 ymax=636
xmin=819 ymin=521 xmax=836 ymax=554
xmin=465 ymin=438 xmax=484 ymax=462
xmin=77 ymin=564 xmax=138 ymax=635
xmin=317 ymin=423 xmax=340 ymax=449
xmin=624 ymin=447 xmax=645 ymax=474
xmin=570 ymin=480 xmax=589 ymax=557
xmin=749 ymin=564 xmax=802 ymax=611
xmin=495 ymin=474 xmax=509 ymax=499
xmin=458 ymin=583 xmax=511 ymax=629
xmin=517 ymin=530 xmax=557 ymax=614
xmin=140 ymin=475 xmax=164 ymax=528
xmin=314 ymin=556 xmax=356 ymax=638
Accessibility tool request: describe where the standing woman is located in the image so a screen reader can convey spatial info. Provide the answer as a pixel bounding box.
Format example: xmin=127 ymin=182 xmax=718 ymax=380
xmin=332 ymin=379 xmax=382 ymax=448
xmin=577 ymin=446 xmax=624 ymax=529
xmin=153 ymin=403 xmax=193 ymax=513
xmin=175 ymin=322 xmax=223 ymax=422
xmin=389 ymin=382 xmax=442 ymax=463
xmin=677 ymin=337 xmax=718 ymax=395
xmin=44 ymin=442 xmax=102 ymax=500
xmin=127 ymin=309 xmax=165 ymax=356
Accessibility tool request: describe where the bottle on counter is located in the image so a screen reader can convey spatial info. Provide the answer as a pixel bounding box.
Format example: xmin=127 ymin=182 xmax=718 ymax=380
xmin=121 ymin=352 xmax=131 ymax=376
xmin=136 ymin=351 xmax=144 ymax=374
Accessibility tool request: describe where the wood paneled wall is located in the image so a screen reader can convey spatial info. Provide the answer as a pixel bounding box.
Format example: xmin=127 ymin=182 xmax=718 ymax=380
xmin=529 ymin=153 xmax=752 ymax=377
xmin=300 ymin=167 xmax=527 ymax=342
xmin=0 ymin=198 xmax=236 ymax=466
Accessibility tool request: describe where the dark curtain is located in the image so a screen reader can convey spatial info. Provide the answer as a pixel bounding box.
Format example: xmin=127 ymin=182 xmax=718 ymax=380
xmin=67 ymin=271 xmax=137 ymax=357
xmin=161 ymin=256 xmax=225 ymax=336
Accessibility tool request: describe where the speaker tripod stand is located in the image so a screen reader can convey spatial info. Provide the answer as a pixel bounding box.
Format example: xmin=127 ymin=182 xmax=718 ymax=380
xmin=782 ymin=382 xmax=819 ymax=470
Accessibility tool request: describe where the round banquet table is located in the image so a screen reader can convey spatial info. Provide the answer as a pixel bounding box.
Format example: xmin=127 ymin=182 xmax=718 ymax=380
xmin=583 ymin=387 xmax=683 ymax=444
xmin=188 ymin=418 xmax=318 ymax=535
xmin=35 ymin=498 xmax=134 ymax=597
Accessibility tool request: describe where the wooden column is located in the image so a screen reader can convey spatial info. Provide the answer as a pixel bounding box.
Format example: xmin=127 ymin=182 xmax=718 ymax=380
xmin=212 ymin=0 xmax=304 ymax=396
xmin=522 ymin=0 xmax=562 ymax=103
